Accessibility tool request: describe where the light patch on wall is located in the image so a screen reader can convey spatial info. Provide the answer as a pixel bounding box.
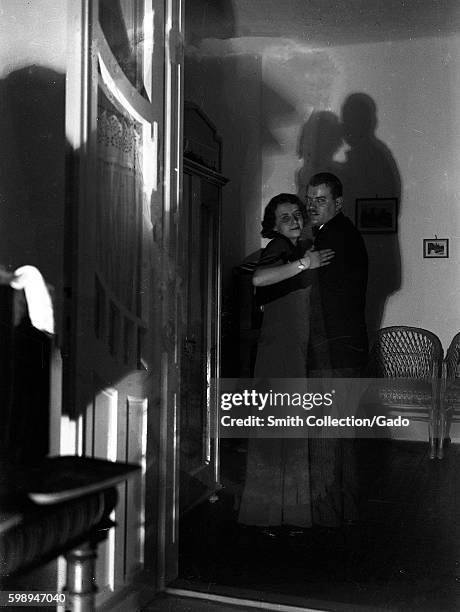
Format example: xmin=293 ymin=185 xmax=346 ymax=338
xmin=188 ymin=36 xmax=324 ymax=59
xmin=260 ymin=41 xmax=341 ymax=205
xmin=262 ymin=44 xmax=340 ymax=116
xmin=332 ymin=142 xmax=349 ymax=163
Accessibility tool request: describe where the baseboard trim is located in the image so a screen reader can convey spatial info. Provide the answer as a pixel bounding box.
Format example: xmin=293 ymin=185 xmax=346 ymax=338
xmin=164 ymin=587 xmax=326 ymax=611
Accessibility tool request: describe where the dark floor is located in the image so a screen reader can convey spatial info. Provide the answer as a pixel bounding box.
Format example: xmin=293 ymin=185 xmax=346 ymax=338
xmin=173 ymin=440 xmax=460 ymax=611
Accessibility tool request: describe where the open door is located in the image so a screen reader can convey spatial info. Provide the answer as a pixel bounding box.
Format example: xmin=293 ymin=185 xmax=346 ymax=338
xmin=64 ymin=0 xmax=167 ymax=603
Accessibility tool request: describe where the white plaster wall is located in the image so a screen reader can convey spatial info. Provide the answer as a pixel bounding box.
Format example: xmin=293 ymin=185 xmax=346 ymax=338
xmin=336 ymin=35 xmax=460 ymax=350
xmin=0 ymin=1 xmax=66 ymax=78
xmin=259 ymin=34 xmax=460 ymax=350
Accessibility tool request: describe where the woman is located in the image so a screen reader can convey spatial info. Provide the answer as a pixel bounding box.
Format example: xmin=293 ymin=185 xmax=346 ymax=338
xmin=238 ymin=193 xmax=334 ymax=530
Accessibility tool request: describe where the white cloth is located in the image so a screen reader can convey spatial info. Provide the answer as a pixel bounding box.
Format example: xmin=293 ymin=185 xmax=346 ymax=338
xmin=10 ymin=265 xmax=54 ymax=335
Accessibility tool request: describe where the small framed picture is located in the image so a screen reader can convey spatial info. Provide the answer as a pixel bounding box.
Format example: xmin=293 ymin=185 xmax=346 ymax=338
xmin=355 ymin=198 xmax=398 ymax=234
xmin=423 ymin=238 xmax=449 ymax=258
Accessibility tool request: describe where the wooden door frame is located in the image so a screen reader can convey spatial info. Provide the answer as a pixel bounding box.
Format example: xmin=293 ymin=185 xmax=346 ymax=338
xmin=156 ymin=0 xmax=185 ymax=590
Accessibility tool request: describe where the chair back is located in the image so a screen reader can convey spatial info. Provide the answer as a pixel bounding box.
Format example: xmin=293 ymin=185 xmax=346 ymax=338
xmin=368 ymin=326 xmax=443 ymax=380
xmin=444 ymin=331 xmax=460 ymax=380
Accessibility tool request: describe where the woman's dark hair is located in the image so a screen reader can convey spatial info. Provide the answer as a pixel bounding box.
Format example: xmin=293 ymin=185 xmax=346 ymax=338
xmin=261 ymin=193 xmax=306 ymax=238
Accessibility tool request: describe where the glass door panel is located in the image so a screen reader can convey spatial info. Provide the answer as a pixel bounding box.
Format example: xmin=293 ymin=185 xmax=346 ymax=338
xmin=99 ymin=0 xmax=153 ymax=101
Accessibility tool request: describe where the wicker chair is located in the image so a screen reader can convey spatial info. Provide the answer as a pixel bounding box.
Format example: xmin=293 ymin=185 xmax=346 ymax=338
xmin=438 ymin=332 xmax=460 ymax=459
xmin=366 ymin=326 xmax=443 ymax=459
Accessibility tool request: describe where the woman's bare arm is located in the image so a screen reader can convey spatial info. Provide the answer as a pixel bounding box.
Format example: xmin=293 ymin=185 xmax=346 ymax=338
xmin=253 ymin=248 xmax=334 ymax=287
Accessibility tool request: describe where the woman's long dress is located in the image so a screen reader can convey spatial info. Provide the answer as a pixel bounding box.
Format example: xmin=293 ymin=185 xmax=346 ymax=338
xmin=238 ymin=235 xmax=313 ymax=528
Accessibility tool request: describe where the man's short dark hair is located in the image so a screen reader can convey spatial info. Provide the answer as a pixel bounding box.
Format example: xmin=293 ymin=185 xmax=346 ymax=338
xmin=261 ymin=193 xmax=306 ymax=238
xmin=307 ymin=172 xmax=343 ymax=200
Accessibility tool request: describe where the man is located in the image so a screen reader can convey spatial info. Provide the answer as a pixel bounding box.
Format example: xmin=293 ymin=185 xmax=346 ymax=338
xmin=306 ymin=172 xmax=368 ymax=375
xmin=305 ymin=172 xmax=368 ymax=528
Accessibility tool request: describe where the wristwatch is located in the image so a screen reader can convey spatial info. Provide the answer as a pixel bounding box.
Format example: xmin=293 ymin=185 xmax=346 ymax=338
xmin=297 ymin=257 xmax=310 ymax=270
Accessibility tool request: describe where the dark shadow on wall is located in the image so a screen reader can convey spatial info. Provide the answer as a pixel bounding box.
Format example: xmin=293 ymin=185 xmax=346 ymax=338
xmin=296 ymin=110 xmax=344 ymax=194
xmin=0 ymin=66 xmax=66 ymax=466
xmin=340 ymin=93 xmax=401 ymax=342
xmin=297 ymin=94 xmax=402 ymax=341
xmin=184 ymin=0 xmax=236 ymax=47
xmin=0 ymin=66 xmax=65 ymax=292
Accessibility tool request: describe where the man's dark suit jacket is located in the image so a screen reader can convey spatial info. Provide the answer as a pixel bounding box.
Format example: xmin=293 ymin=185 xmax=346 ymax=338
xmin=309 ymin=211 xmax=368 ymax=372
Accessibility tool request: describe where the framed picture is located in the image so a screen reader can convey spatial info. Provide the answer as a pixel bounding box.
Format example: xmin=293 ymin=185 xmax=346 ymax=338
xmin=355 ymin=198 xmax=398 ymax=234
xmin=423 ymin=238 xmax=449 ymax=259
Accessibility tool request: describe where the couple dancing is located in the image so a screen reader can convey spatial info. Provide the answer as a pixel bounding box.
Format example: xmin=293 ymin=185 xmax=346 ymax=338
xmin=239 ymin=172 xmax=368 ymax=531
